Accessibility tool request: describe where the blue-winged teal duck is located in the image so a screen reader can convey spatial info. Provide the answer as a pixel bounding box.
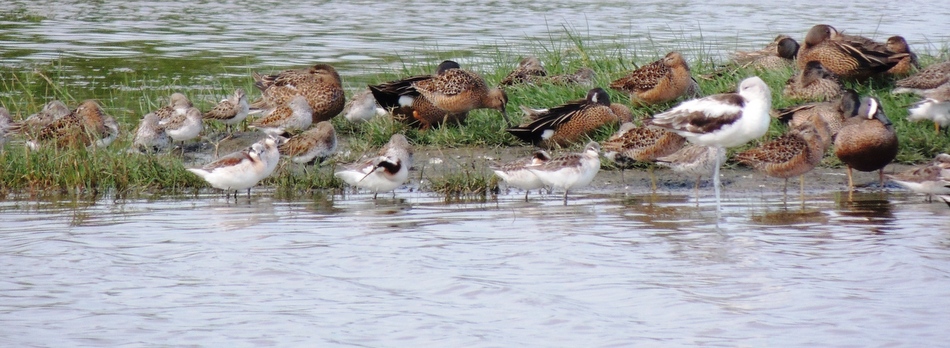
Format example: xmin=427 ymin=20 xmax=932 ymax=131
xmin=885 ymin=36 xmax=919 ymax=75
xmin=500 ymin=56 xmax=546 ymax=86
xmin=797 ymin=24 xmax=907 ymax=80
xmin=507 ymin=88 xmax=631 ymax=148
xmin=776 ymin=89 xmax=860 ymax=149
xmin=783 ymin=61 xmax=842 ymax=101
xmin=834 ymin=96 xmax=899 ymax=190
xmin=251 ymin=64 xmax=345 ymax=123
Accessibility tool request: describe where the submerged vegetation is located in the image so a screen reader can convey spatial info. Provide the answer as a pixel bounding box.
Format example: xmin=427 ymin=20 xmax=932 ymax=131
xmin=1 ymin=31 xmax=949 ymax=197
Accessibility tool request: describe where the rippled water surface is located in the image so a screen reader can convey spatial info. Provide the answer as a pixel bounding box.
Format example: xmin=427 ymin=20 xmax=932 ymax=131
xmin=3 ymin=1 xmax=950 ymax=346
xmin=2 ymin=191 xmax=950 ymax=346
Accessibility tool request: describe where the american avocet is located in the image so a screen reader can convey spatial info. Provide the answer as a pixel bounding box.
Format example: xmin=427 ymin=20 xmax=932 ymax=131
xmin=645 ymin=76 xmax=772 ymax=209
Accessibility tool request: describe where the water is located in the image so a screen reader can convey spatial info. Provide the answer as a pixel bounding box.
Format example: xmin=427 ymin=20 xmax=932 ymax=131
xmin=2 ymin=191 xmax=950 ymax=346
xmin=3 ymin=1 xmax=950 ymax=346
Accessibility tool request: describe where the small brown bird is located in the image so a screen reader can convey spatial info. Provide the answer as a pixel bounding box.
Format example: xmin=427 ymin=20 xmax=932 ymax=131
xmin=886 ymin=154 xmax=950 ymax=202
xmin=540 ymin=67 xmax=596 ymax=87
xmin=884 ymin=36 xmax=919 ymax=76
xmin=507 ymin=88 xmax=631 ymax=148
xmin=893 ymin=60 xmax=950 ymax=95
xmin=783 ymin=61 xmax=842 ymax=101
xmin=203 ymin=89 xmax=250 ymax=134
xmin=28 ymin=100 xmax=110 ymax=150
xmin=500 ymin=56 xmax=547 ymax=86
xmin=610 ymin=51 xmax=698 ymax=106
xmin=601 ymin=121 xmax=686 ymax=186
xmin=655 ymin=144 xmax=725 ymax=194
xmin=834 ymin=96 xmax=899 ymax=190
xmin=11 ymin=100 xmax=71 ymax=136
xmin=736 ymin=122 xmax=828 ymax=197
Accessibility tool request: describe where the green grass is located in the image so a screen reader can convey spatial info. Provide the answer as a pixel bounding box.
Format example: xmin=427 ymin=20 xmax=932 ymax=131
xmin=1 ymin=31 xmax=949 ymax=197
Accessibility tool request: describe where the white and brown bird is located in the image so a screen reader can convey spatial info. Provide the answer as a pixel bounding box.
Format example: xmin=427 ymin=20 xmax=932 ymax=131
xmin=251 ymin=64 xmax=345 ymax=123
xmin=278 ymin=121 xmax=337 ymax=165
xmin=131 ymin=111 xmax=172 ymax=153
xmin=525 ymin=141 xmax=602 ymax=205
xmin=203 ymin=88 xmax=250 ymax=134
xmin=490 ymin=149 xmax=552 ymax=201
xmin=187 ymin=137 xmax=280 ymax=200
xmin=0 ymin=107 xmax=13 ymax=147
xmin=335 ymin=134 xmax=413 ymax=200
xmin=158 ymin=107 xmax=203 ymax=144
xmin=249 ymin=95 xmax=313 ymax=137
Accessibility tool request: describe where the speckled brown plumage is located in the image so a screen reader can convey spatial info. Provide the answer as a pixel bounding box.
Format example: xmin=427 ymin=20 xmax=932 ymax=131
xmin=733 ymin=35 xmax=800 ymax=70
xmin=250 ymin=64 xmax=345 ymax=123
xmin=796 ymin=24 xmax=906 ymax=80
xmin=278 ymin=121 xmax=337 ymax=165
xmin=411 ymin=68 xmax=508 ymax=125
xmin=12 ymin=100 xmax=71 ymax=136
xmin=34 ymin=100 xmax=109 ymax=149
xmin=893 ymin=61 xmax=950 ymax=94
xmin=885 ymin=36 xmax=919 ymax=75
xmin=783 ymin=61 xmax=842 ymax=101
xmin=602 ymin=122 xmax=686 ymax=166
xmin=500 ymin=56 xmax=546 ymax=86
xmin=507 ymin=88 xmax=624 ymax=148
xmin=368 ymin=61 xmax=470 ymax=129
xmin=736 ymin=123 xmax=825 ymax=179
xmin=609 ymin=51 xmax=695 ymax=106
xmin=834 ymin=96 xmax=899 ymax=189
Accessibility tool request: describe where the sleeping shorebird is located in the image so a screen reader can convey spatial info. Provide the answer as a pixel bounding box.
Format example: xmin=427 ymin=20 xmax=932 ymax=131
xmin=490 ymin=149 xmax=551 ymax=201
xmin=158 ymin=107 xmax=203 ymax=145
xmin=892 ymin=60 xmax=950 ymax=95
xmin=610 ymin=51 xmax=699 ymax=106
xmin=203 ymin=88 xmax=250 ymax=134
xmin=335 ymin=134 xmax=413 ymax=200
xmin=834 ymin=96 xmax=899 ymax=190
xmin=906 ymin=84 xmax=950 ymax=134
xmin=28 ymin=100 xmax=111 ymax=150
xmin=11 ymin=100 xmax=70 ymax=136
xmin=343 ymin=88 xmax=386 ymax=123
xmin=541 ymin=67 xmax=596 ymax=87
xmin=187 ymin=137 xmax=280 ymax=201
xmin=645 ymin=76 xmax=772 ymax=211
xmin=278 ymin=121 xmax=337 ymax=165
xmin=601 ymin=121 xmax=686 ymax=187
xmin=732 ymin=34 xmax=800 ymax=70
xmin=249 ymin=95 xmax=313 ymax=137
xmin=886 ymin=153 xmax=950 ymax=202
xmin=131 ymin=111 xmax=172 ymax=153
xmin=95 ymin=115 xmax=119 ymax=148
xmin=526 ymin=141 xmax=601 ymax=205
xmin=507 ymin=88 xmax=631 ymax=148
xmin=251 ymin=64 xmax=345 ymax=123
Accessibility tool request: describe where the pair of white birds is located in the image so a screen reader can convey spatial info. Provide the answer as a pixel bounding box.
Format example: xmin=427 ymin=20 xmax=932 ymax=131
xmin=493 ymin=76 xmax=772 ymax=205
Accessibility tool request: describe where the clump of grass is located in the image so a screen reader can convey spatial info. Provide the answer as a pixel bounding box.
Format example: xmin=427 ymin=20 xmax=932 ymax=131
xmin=425 ymin=166 xmax=496 ymax=202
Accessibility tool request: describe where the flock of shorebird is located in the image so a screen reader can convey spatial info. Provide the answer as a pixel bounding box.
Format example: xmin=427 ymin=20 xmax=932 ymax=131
xmin=1 ymin=23 xmax=949 ymax=206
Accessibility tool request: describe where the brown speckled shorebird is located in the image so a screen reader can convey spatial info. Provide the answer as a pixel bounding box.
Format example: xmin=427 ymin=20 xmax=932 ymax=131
xmin=500 ymin=56 xmax=546 ymax=86
xmin=250 ymin=64 xmax=345 ymax=123
xmin=369 ymin=60 xmax=468 ymax=129
xmin=732 ymin=34 xmax=800 ymax=70
xmin=736 ymin=122 xmax=828 ymax=198
xmin=278 ymin=121 xmax=337 ymax=166
xmin=506 ymin=88 xmax=631 ymax=148
xmin=797 ymin=24 xmax=906 ymax=79
xmin=834 ymin=96 xmax=899 ymax=190
xmin=203 ymin=89 xmax=249 ymax=134
xmin=655 ymin=144 xmax=724 ymax=195
xmin=27 ymin=100 xmax=109 ymax=150
xmin=610 ymin=51 xmax=698 ymax=106
xmin=783 ymin=61 xmax=842 ymax=101
xmin=776 ymin=89 xmax=860 ymax=149
xmin=601 ymin=121 xmax=686 ymax=187
xmin=885 ymin=36 xmax=919 ymax=76
xmin=11 ymin=100 xmax=71 ymax=136
xmin=249 ymin=95 xmax=313 ymax=137
xmin=893 ymin=60 xmax=950 ymax=95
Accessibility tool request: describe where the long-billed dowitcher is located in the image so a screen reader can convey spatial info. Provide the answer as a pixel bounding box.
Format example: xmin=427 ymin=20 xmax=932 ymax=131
xmin=249 ymin=95 xmax=313 ymax=137
xmin=500 ymin=56 xmax=547 ymax=86
xmin=28 ymin=100 xmax=111 ymax=150
xmin=278 ymin=121 xmax=337 ymax=165
xmin=645 ymin=76 xmax=772 ymax=209
xmin=187 ymin=137 xmax=280 ymax=201
xmin=783 ymin=61 xmax=842 ymax=101
xmin=335 ymin=134 xmax=412 ymax=200
xmin=892 ymin=60 xmax=950 ymax=95
xmin=411 ymin=64 xmax=509 ymax=126
xmin=601 ymin=121 xmax=686 ymax=187
xmin=203 ymin=89 xmax=250 ymax=134
xmin=526 ymin=141 xmax=602 ymax=205
xmin=251 ymin=64 xmax=345 ymax=123
xmin=735 ymin=122 xmax=827 ymax=198
xmin=796 ymin=24 xmax=906 ymax=80
xmin=490 ymin=149 xmax=552 ymax=201
xmin=507 ymin=88 xmax=630 ymax=148
xmin=834 ymin=96 xmax=899 ymax=190
xmin=906 ymin=84 xmax=950 ymax=134
xmin=610 ymin=51 xmax=698 ymax=106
